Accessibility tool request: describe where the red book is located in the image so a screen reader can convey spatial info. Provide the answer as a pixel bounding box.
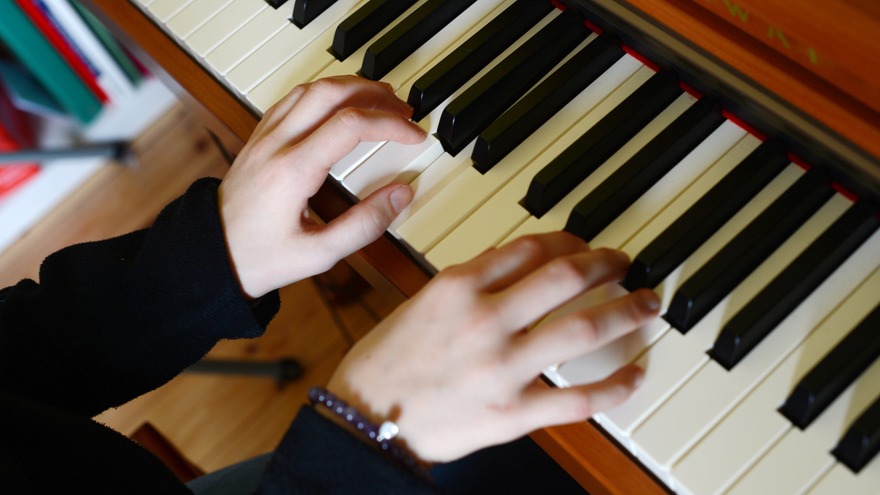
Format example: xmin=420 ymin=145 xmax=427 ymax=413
xmin=0 ymin=125 xmax=40 ymax=201
xmin=13 ymin=0 xmax=108 ymax=103
xmin=0 ymin=81 xmax=40 ymax=201
xmin=0 ymin=160 xmax=41 ymax=200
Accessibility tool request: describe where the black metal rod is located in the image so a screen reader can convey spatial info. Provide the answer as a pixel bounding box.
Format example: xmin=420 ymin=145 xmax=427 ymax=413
xmin=0 ymin=141 xmax=130 ymax=165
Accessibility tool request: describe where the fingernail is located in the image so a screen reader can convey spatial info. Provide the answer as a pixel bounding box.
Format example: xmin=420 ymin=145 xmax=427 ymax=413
xmin=637 ymin=289 xmax=661 ymax=314
xmin=614 ymin=249 xmax=631 ymax=266
xmin=389 ymin=186 xmax=413 ymax=214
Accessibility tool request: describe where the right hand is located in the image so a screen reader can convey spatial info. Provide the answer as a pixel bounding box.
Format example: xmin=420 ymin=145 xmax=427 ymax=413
xmin=326 ymin=231 xmax=660 ymax=463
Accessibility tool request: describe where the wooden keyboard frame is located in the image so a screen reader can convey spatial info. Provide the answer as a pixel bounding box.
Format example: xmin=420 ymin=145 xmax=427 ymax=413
xmin=82 ymin=1 xmax=879 ymax=493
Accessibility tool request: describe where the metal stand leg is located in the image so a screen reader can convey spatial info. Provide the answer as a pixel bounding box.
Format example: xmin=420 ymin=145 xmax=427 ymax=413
xmin=0 ymin=141 xmax=135 ymax=166
xmin=185 ymin=358 xmax=303 ymax=387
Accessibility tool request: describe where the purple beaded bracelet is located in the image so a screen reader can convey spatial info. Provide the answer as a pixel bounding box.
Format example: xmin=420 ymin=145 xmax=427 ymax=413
xmin=307 ymin=386 xmax=428 ymax=477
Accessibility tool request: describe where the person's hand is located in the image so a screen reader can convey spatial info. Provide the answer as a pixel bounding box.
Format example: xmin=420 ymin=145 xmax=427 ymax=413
xmin=218 ymin=76 xmax=426 ymax=298
xmin=326 ymin=231 xmax=660 ymax=463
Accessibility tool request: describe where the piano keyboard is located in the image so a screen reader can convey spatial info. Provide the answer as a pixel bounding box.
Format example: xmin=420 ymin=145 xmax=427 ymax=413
xmin=134 ymin=0 xmax=880 ymax=493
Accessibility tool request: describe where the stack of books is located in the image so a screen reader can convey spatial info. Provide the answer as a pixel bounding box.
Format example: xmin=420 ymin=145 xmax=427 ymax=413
xmin=0 ymin=0 xmax=148 ymax=201
xmin=0 ymin=0 xmax=178 ymax=254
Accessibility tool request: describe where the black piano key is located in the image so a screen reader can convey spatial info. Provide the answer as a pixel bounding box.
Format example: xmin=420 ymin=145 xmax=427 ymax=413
xmin=291 ymin=0 xmax=336 ymax=27
xmin=711 ymin=202 xmax=880 ymax=370
xmin=361 ymin=0 xmax=477 ymax=81
xmin=406 ymin=0 xmax=552 ymax=121
xmin=266 ymin=0 xmax=289 ymax=9
xmin=779 ymin=304 xmax=880 ymax=430
xmin=833 ymin=391 xmax=880 ymax=473
xmin=331 ymin=0 xmax=417 ymax=61
xmin=623 ymin=141 xmax=789 ymax=291
xmin=523 ymin=72 xmax=681 ymax=216
xmin=471 ymin=34 xmax=624 ymax=174
xmin=664 ymin=169 xmax=835 ymax=333
xmin=564 ymin=97 xmax=725 ymax=241
xmin=436 ymin=9 xmax=588 ymax=156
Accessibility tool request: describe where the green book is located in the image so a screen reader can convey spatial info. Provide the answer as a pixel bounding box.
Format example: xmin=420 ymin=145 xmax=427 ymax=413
xmin=71 ymin=0 xmax=142 ymax=86
xmin=0 ymin=0 xmax=102 ymax=123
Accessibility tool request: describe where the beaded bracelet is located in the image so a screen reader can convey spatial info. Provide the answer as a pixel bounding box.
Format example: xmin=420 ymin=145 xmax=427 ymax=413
xmin=307 ymin=386 xmax=428 ymax=477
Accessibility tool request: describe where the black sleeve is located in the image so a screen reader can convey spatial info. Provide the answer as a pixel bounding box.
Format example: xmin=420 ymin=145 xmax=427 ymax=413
xmin=0 ymin=178 xmax=280 ymax=418
xmin=258 ymin=406 xmax=442 ymax=495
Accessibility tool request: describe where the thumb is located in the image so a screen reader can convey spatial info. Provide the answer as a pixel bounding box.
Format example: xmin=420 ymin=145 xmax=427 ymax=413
xmin=319 ymin=184 xmax=413 ymax=258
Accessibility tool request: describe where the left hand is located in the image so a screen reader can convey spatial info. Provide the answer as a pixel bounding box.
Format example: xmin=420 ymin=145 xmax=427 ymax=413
xmin=218 ymin=76 xmax=427 ymax=298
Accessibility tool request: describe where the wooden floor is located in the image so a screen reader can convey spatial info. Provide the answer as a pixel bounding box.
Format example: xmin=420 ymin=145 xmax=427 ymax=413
xmin=0 ymin=104 xmax=399 ymax=474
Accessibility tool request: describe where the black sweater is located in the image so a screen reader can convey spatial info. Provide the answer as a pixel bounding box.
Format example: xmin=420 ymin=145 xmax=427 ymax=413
xmin=0 ymin=178 xmax=437 ymax=494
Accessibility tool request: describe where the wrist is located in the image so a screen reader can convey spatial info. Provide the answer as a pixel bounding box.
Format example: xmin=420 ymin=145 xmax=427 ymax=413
xmin=308 ymin=387 xmax=431 ymax=476
xmin=216 ymin=185 xmax=268 ymax=299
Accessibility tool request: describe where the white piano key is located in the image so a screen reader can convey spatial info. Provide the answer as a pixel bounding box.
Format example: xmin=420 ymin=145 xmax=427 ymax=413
xmin=382 ymin=0 xmax=516 ymax=95
xmin=397 ymin=56 xmax=647 ymax=257
xmin=540 ymin=283 xmax=670 ymax=381
xmin=518 ymin=123 xmax=747 ymax=417
xmin=616 ymin=134 xmax=762 ymax=258
xmin=329 ymin=28 xmax=490 ymax=182
xmin=593 ymin=164 xmax=804 ymax=443
xmin=508 ymin=114 xmax=742 ymax=392
xmin=246 ymin=22 xmax=339 ymax=113
xmin=502 ymin=117 xmax=745 ymax=253
xmin=226 ymin=0 xmax=362 ymax=93
xmin=326 ymin=0 xmax=479 ymax=182
xmin=247 ymin=0 xmax=514 ymax=114
xmin=343 ymin=135 xmax=445 ymax=197
xmin=629 ymin=195 xmax=851 ymax=473
xmin=502 ymin=134 xmax=753 ymax=246
xmin=726 ymin=337 xmax=880 ymax=495
xmin=539 ymin=135 xmax=750 ymax=444
xmin=672 ymin=258 xmax=880 ymax=495
xmin=147 ymin=0 xmax=193 ymax=22
xmin=806 ymin=458 xmax=880 ymax=495
xmin=329 ymin=141 xmax=386 ymax=180
xmin=647 ymin=160 xmax=805 ymax=312
xmin=389 ymin=29 xmax=596 ymax=232
xmin=133 ymin=0 xmax=154 ymax=7
xmin=388 ymin=143 xmax=476 ymax=237
xmin=282 ymin=0 xmax=481 ymax=179
xmin=376 ymin=0 xmax=508 ymax=91
xmin=327 ymin=76 xmax=454 ymax=181
xmin=536 ymin=140 xmax=748 ymax=396
xmin=340 ymin=0 xmax=515 ymax=198
xmin=329 ymin=9 xmax=506 ymax=183
xmin=312 ymin=0 xmax=433 ymax=83
xmin=524 ymin=120 xmax=742 ymax=380
xmin=425 ymin=91 xmax=697 ymax=271
xmin=205 ymin=5 xmax=289 ymax=75
xmin=165 ymin=0 xmax=234 ymax=39
xmin=589 ymin=121 xmax=746 ymax=249
xmin=185 ymin=0 xmax=264 ymax=57
xmin=334 ymin=99 xmax=442 ymax=189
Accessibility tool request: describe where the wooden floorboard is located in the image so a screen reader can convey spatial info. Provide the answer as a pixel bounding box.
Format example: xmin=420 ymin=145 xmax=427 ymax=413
xmin=0 ymin=103 xmax=399 ymax=474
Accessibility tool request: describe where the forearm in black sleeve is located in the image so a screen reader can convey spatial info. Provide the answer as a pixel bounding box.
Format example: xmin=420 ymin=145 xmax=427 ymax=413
xmin=0 ymin=178 xmax=280 ymax=417
xmin=258 ymin=406 xmax=442 ymax=495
